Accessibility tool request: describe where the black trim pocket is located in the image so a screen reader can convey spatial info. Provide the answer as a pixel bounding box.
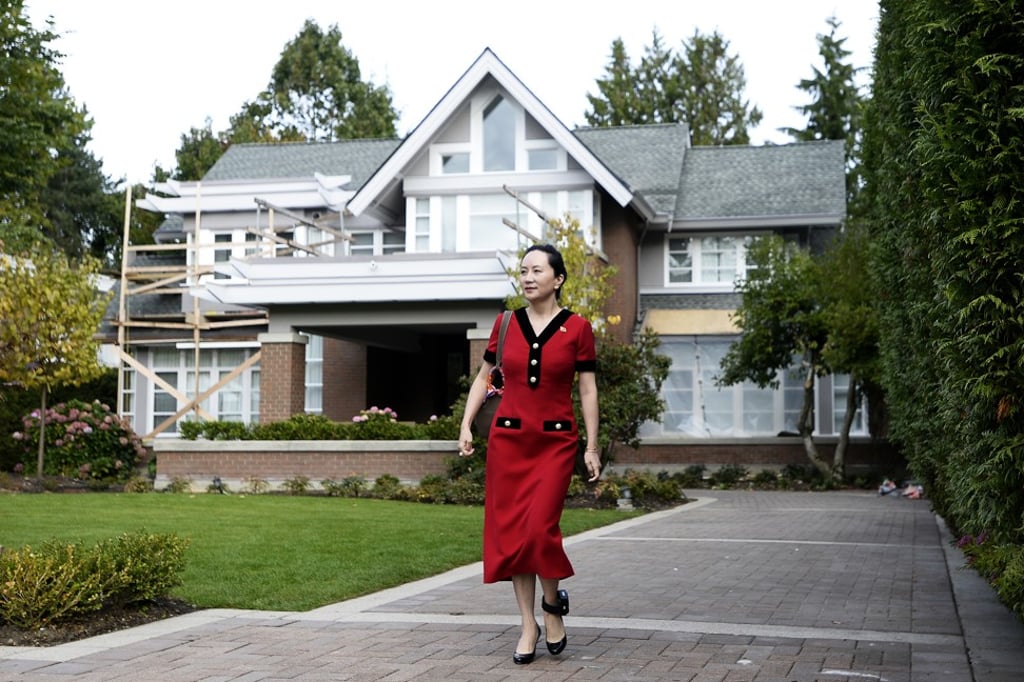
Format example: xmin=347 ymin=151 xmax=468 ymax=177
xmin=495 ymin=417 xmax=521 ymax=430
xmin=543 ymin=420 xmax=574 ymax=432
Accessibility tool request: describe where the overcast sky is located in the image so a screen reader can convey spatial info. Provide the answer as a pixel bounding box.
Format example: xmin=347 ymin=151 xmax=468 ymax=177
xmin=27 ymin=0 xmax=880 ymax=184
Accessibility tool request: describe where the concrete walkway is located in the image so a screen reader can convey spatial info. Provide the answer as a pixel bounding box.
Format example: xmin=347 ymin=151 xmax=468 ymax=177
xmin=2 ymin=490 xmax=1023 ymax=681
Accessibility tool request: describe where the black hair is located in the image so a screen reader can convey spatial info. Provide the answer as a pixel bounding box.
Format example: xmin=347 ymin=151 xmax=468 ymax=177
xmin=523 ymin=243 xmax=568 ymax=300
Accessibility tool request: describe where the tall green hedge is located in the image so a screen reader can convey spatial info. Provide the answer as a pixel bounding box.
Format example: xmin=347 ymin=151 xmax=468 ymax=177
xmin=865 ymin=0 xmax=1024 ymax=541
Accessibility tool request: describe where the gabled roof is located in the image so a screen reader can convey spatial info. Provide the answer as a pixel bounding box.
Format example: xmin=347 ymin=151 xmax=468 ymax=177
xmin=346 ymin=48 xmax=636 ymax=217
xmin=674 ymin=140 xmax=846 ymax=223
xmin=574 ymin=124 xmax=690 ymax=216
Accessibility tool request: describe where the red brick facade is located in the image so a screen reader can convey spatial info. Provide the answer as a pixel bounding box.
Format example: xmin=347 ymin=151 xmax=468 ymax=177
xmin=321 ymin=337 xmax=367 ymax=422
xmin=258 ymin=334 xmax=307 ymax=423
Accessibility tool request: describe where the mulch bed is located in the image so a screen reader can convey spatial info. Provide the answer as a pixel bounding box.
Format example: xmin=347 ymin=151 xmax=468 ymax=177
xmin=0 ymin=597 xmax=199 ymax=648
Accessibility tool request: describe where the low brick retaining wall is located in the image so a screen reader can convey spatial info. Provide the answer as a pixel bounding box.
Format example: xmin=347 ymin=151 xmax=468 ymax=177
xmin=610 ymin=437 xmax=904 ymax=477
xmin=154 ymin=437 xmax=902 ymax=493
xmin=153 ymin=440 xmax=458 ymax=492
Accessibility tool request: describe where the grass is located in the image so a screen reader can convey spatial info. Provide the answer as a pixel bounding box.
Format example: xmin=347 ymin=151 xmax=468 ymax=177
xmin=0 ymin=493 xmax=638 ymax=611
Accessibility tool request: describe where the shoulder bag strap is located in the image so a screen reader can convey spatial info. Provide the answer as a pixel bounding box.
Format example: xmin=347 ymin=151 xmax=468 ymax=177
xmin=496 ymin=311 xmax=512 ymax=368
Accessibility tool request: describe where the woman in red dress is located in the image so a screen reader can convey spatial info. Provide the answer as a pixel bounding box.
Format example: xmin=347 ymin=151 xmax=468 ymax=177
xmin=459 ymin=244 xmax=601 ymax=664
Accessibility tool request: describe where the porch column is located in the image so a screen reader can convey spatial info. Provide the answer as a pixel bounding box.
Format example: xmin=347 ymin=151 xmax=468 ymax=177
xmin=258 ymin=332 xmax=308 ymax=423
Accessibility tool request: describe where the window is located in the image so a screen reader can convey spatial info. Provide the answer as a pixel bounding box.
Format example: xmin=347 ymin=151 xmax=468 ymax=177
xmin=442 ymin=153 xmax=469 ymax=174
xmin=643 ymin=337 xmax=806 ymax=437
xmin=148 ymin=346 xmax=261 ymax=434
xmin=244 ymin=231 xmax=263 ymax=257
xmin=667 ymin=235 xmax=754 ymax=286
xmin=214 ymin=233 xmax=232 ymax=279
xmin=528 ymin=148 xmax=559 ymax=170
xmin=414 ymin=198 xmax=430 ymax=252
xmin=833 ymin=374 xmax=868 ymax=435
xmin=469 ymin=194 xmax=526 ymax=251
xmin=483 ymin=96 xmax=515 ymax=171
xmin=347 ymin=230 xmax=406 ymax=256
xmin=121 ymin=366 xmax=135 ymax=420
xmin=304 ymin=334 xmax=323 ymax=414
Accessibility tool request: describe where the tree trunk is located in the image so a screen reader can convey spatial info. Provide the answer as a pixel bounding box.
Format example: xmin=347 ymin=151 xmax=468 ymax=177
xmin=798 ymin=364 xmax=830 ymax=478
xmin=833 ymin=374 xmax=860 ymax=481
xmin=36 ymin=384 xmax=48 ymax=479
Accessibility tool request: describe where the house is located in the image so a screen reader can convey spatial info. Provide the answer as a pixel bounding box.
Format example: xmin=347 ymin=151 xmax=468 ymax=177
xmin=112 ymin=48 xmax=873 ymax=470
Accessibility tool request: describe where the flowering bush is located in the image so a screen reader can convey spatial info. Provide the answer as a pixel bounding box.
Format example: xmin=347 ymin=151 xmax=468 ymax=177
xmin=350 ymin=406 xmax=406 ymax=439
xmin=13 ymin=399 xmax=146 ymax=481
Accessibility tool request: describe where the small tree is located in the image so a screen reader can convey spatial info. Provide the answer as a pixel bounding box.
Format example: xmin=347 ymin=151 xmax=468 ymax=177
xmin=0 ymin=244 xmax=111 ymax=478
xmin=715 ymin=235 xmax=838 ymax=480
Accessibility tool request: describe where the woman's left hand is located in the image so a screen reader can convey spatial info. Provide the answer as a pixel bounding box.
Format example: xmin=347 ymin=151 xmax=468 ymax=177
xmin=583 ymin=450 xmax=602 ymax=482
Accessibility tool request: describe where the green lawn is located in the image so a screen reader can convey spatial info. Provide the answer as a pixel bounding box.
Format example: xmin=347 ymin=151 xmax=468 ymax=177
xmin=0 ymin=494 xmax=635 ymax=611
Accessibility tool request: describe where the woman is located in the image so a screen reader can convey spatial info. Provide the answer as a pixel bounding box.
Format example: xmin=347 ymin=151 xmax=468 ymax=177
xmin=459 ymin=243 xmax=601 ymax=665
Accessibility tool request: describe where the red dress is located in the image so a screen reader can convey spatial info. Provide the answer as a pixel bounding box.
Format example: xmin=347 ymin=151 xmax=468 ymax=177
xmin=481 ymin=307 xmax=597 ymax=583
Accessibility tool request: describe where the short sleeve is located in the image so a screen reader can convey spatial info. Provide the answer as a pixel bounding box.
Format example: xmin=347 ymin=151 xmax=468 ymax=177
xmin=482 ymin=312 xmax=504 ymax=365
xmin=574 ymin=315 xmax=597 ymax=373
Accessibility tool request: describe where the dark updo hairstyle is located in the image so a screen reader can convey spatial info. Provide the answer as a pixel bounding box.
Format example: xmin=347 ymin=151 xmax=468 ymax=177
xmin=523 ymin=243 xmax=568 ymax=301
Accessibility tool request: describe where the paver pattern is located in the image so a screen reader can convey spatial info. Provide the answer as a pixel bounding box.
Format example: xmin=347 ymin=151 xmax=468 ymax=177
xmin=2 ymin=490 xmax=1022 ymax=681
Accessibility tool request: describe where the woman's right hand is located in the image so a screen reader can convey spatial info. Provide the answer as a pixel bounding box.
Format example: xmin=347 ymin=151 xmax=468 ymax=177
xmin=458 ymin=426 xmax=475 ymax=457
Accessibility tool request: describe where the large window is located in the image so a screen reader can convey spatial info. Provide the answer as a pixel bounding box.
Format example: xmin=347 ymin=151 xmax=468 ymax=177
xmin=483 ymin=96 xmax=515 ymax=171
xmin=645 ymin=337 xmax=808 ymax=437
xmin=469 ymin=193 xmax=529 ymax=251
xmin=667 ymin=235 xmax=755 ymax=287
xmin=149 ymin=346 xmax=261 ymax=434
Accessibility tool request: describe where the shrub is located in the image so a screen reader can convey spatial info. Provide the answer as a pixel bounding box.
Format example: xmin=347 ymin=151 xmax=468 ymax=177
xmin=123 ymin=476 xmax=153 ymax=493
xmin=0 ymin=531 xmax=189 ymax=630
xmin=321 ymin=477 xmax=367 ymax=497
xmin=242 ymin=476 xmax=269 ymax=495
xmin=164 ymin=476 xmax=192 ymax=494
xmin=370 ymin=473 xmax=402 ymax=498
xmin=0 ymin=541 xmax=108 ymax=628
xmin=13 ymin=399 xmax=146 ymax=481
xmin=751 ymin=469 xmax=780 ymax=489
xmin=672 ymin=464 xmax=707 ymax=488
xmin=281 ymin=475 xmax=311 ymax=495
xmin=709 ymin=464 xmax=749 ymax=489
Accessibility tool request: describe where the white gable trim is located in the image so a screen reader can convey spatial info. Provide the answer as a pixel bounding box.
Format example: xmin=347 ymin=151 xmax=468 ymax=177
xmin=347 ymin=48 xmax=635 ymax=217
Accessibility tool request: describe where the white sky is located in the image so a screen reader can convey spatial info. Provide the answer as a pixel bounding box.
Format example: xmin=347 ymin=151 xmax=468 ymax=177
xmin=27 ymin=0 xmax=880 ymax=185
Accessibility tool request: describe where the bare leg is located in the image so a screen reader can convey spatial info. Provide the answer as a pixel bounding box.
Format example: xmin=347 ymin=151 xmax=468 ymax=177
xmin=511 ymin=573 xmax=539 ymax=654
xmin=540 ymin=577 xmax=565 ymax=644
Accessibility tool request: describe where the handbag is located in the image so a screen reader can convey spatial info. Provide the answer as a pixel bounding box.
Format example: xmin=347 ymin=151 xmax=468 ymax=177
xmin=473 ymin=311 xmax=512 ymax=438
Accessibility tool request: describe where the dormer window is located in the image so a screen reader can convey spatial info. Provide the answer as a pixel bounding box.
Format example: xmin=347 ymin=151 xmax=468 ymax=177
xmin=483 ymin=96 xmax=515 ymax=171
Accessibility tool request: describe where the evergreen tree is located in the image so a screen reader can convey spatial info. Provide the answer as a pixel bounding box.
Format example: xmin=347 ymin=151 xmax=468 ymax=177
xmin=166 ymin=20 xmax=398 ymax=181
xmin=585 ymin=28 xmax=762 ymax=145
xmin=784 ymin=16 xmax=866 ymax=205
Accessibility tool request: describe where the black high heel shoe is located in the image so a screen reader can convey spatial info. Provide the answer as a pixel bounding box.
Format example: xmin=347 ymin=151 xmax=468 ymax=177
xmin=542 ymin=589 xmax=569 ymax=655
xmin=512 ymin=621 xmax=540 ymax=665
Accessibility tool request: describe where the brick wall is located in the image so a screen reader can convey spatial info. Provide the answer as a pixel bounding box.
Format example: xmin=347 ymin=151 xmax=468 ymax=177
xmin=611 ymin=439 xmax=906 ymax=477
xmin=322 ymin=337 xmax=367 ymax=421
xmin=154 ymin=440 xmax=456 ymax=491
xmin=258 ymin=336 xmax=308 ymax=423
xmin=601 ymin=198 xmax=639 ymax=344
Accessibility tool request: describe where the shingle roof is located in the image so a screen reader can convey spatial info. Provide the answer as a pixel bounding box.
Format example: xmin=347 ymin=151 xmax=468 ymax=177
xmin=198 ymin=128 xmax=844 ymax=223
xmin=573 ymin=124 xmax=690 ymax=215
xmin=674 ymin=141 xmax=846 ymax=219
xmin=203 ymin=138 xmax=401 ymax=186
